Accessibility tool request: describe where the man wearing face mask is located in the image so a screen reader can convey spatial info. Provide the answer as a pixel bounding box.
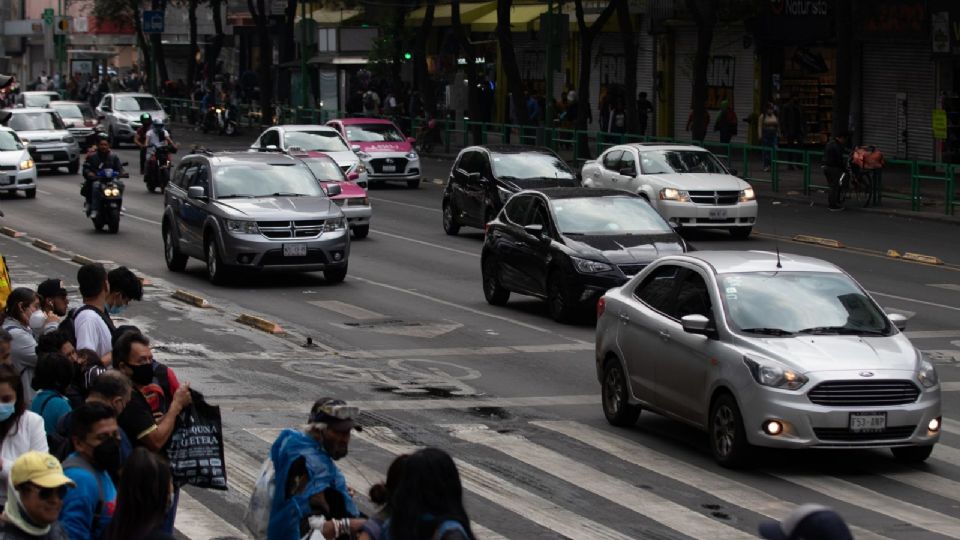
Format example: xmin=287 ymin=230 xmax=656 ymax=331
xmin=52 ymin=371 xmax=133 ymax=468
xmin=104 ymin=268 xmax=142 ymax=319
xmin=59 ymin=402 xmax=120 ymax=540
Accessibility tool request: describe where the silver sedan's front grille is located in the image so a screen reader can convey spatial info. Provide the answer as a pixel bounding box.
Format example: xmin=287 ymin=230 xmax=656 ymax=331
xmin=807 ymin=380 xmax=920 ymax=407
xmin=688 ymin=190 xmax=740 ymax=205
xmin=257 ymin=220 xmax=326 ymax=239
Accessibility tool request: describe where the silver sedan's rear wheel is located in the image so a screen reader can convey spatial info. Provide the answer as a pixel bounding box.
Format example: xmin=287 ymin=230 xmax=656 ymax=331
xmin=602 ymin=360 xmax=640 ymax=427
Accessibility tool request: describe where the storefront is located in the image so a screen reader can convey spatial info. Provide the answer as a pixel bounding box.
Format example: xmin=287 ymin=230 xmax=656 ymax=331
xmin=930 ymin=1 xmax=960 ymax=162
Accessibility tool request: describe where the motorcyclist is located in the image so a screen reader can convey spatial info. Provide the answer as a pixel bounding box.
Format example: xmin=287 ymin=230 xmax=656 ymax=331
xmin=133 ymin=112 xmax=153 ymax=175
xmin=144 ymin=119 xmax=177 ymax=184
xmin=82 ymin=133 xmax=124 ymax=219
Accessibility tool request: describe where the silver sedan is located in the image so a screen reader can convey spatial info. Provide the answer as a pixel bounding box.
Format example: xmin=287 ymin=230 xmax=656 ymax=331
xmin=596 ymin=250 xmax=941 ymax=467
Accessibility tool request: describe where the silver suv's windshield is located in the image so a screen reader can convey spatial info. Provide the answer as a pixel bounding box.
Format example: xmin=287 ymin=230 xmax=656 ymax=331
xmin=344 ymin=123 xmax=404 ymax=142
xmin=214 ymin=164 xmax=325 ymax=198
xmin=491 ymin=152 xmax=575 ymax=180
xmin=719 ymin=272 xmax=892 ymax=336
xmin=115 ymin=96 xmax=162 ymax=112
xmin=8 ymin=112 xmax=65 ymax=131
xmin=553 ymin=197 xmax=672 ymax=235
xmin=640 ymin=150 xmax=726 ymax=174
xmin=0 ymin=131 xmax=24 ymax=151
xmin=284 ymin=131 xmax=349 ymax=152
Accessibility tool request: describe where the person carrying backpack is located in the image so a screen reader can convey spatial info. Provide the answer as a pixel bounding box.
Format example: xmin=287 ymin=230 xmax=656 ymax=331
xmin=59 ymin=402 xmax=120 ymax=540
xmin=29 ymin=353 xmax=73 ymax=438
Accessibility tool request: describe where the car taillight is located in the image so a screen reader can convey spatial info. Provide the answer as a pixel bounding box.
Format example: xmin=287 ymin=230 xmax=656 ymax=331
xmin=597 ymin=297 xmax=606 ymax=318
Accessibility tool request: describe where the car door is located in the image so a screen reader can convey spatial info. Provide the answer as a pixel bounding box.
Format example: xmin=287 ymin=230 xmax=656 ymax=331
xmin=449 ymin=151 xmax=473 ymax=221
xmin=492 ymin=194 xmax=533 ymax=292
xmin=464 ymin=151 xmax=491 ymax=225
xmin=515 ymin=197 xmax=554 ymax=296
xmin=181 ymin=161 xmax=212 ymax=252
xmin=616 ymin=264 xmax=683 ymax=409
xmin=655 ymin=268 xmax=719 ymax=426
xmin=165 ymin=160 xmax=191 ymax=250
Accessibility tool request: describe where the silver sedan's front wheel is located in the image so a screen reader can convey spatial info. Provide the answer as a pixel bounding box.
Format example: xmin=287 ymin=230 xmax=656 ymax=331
xmin=709 ymin=393 xmax=751 ymax=468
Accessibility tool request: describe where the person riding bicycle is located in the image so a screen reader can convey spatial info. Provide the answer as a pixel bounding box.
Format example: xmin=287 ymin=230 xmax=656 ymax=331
xmin=822 ymin=131 xmax=848 ymax=211
xmin=82 ymin=133 xmax=124 ymax=218
xmin=133 ymin=112 xmax=153 ymax=175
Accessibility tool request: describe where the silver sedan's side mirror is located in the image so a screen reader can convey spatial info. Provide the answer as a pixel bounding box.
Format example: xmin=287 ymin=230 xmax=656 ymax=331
xmin=887 ymin=313 xmax=908 ymax=331
xmin=681 ymin=314 xmax=711 ymax=335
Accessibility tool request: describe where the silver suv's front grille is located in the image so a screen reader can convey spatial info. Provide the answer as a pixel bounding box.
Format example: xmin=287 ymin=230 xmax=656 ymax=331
xmin=807 ymin=380 xmax=921 ymax=407
xmin=257 ymin=220 xmax=326 ymax=239
xmin=688 ymin=190 xmax=740 ymax=205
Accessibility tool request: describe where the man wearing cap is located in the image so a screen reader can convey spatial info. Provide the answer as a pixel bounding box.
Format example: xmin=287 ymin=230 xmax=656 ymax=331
xmin=36 ymin=281 xmax=68 ymax=320
xmin=0 ymin=451 xmax=73 ymax=539
xmin=759 ymin=504 xmax=853 ymax=540
xmin=268 ymin=398 xmax=365 ymax=540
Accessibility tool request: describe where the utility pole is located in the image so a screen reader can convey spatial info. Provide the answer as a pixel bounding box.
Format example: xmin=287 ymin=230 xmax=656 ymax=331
xmin=544 ymin=0 xmax=554 ymax=129
xmin=57 ymin=0 xmax=64 ymax=79
xmin=299 ymin=0 xmax=309 ymax=108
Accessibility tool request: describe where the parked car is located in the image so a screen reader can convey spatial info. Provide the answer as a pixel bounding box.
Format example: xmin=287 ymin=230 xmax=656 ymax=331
xmin=96 ymin=92 xmax=166 ymax=147
xmin=0 ymin=108 xmax=80 ymax=174
xmin=596 ymin=250 xmax=941 ymax=467
xmin=443 ymin=145 xmax=579 ymax=235
xmin=161 ymin=151 xmax=350 ymax=285
xmin=326 ymin=118 xmax=420 ymax=188
xmin=49 ymin=101 xmax=98 ymax=149
xmin=16 ymin=91 xmax=60 ymax=108
xmin=581 ymin=143 xmax=758 ymax=238
xmin=249 ymin=125 xmax=368 ymax=186
xmin=294 ymin=150 xmax=372 ymax=239
xmin=0 ymin=127 xmax=38 ymax=198
xmin=481 ymin=188 xmax=686 ymax=322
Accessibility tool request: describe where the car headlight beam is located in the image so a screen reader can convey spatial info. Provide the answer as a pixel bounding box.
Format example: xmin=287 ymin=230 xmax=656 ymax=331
xmin=659 ymin=188 xmax=690 ymax=202
xmin=743 ymin=356 xmax=807 ymax=390
xmin=572 ymin=256 xmax=612 ymax=274
xmin=917 ymin=358 xmax=939 ymax=388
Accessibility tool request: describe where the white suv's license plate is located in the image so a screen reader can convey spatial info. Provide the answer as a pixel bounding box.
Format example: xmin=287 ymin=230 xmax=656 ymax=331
xmin=40 ymin=154 xmax=54 ymax=161
xmin=2 ymin=176 xmax=13 ymax=185
xmin=849 ymin=412 xmax=886 ymax=433
xmin=382 ymin=165 xmax=396 ymax=172
xmin=709 ymin=208 xmax=728 ymax=218
xmin=283 ymin=244 xmax=307 ymax=257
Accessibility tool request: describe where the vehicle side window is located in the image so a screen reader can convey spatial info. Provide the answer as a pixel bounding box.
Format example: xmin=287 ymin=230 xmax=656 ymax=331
xmin=261 ymin=130 xmax=279 ymax=148
xmin=503 ymin=195 xmax=531 ymax=225
xmin=668 ymin=270 xmax=713 ymax=321
xmin=526 ymin=198 xmax=551 ymax=232
xmin=172 ymin=162 xmax=191 ymax=188
xmin=619 ymin=151 xmax=637 ymax=173
xmin=103 ymin=96 xmax=112 ymax=109
xmin=602 ymin=150 xmax=623 ymax=170
xmin=457 ymin=151 xmax=477 ymax=174
xmin=193 ymin=164 xmax=211 ymax=190
xmin=180 ymin=165 xmax=198 ymax=189
xmin=633 ymin=265 xmax=681 ymax=312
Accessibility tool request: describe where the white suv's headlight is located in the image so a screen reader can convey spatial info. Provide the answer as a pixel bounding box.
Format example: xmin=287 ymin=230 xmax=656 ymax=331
xmin=743 ymin=356 xmax=807 ymax=390
xmin=739 ymin=188 xmax=755 ymax=202
xmin=323 ymin=217 xmax=346 ymax=232
xmin=917 ymin=358 xmax=939 ymax=388
xmin=62 ymin=136 xmax=75 ymax=143
xmin=225 ymin=219 xmax=259 ymax=234
xmin=19 ymin=159 xmax=34 ymax=170
xmin=659 ymin=188 xmax=690 ymax=202
xmin=572 ymin=256 xmax=612 ymax=274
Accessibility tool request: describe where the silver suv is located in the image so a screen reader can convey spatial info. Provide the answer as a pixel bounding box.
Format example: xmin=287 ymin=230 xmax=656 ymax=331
xmin=161 ymin=152 xmax=350 ymax=284
xmin=96 ymin=93 xmax=166 ymax=147
xmin=596 ymin=251 xmax=940 ymax=467
xmin=0 ymin=108 xmax=80 ymax=174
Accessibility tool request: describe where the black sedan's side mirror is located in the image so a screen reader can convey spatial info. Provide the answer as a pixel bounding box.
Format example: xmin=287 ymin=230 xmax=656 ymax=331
xmin=326 ymin=183 xmax=342 ymax=197
xmin=466 ymin=172 xmax=481 ymax=184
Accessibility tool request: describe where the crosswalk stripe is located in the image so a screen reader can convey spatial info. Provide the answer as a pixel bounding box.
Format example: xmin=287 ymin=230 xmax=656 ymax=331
xmin=356 ymin=426 xmax=635 ymax=540
xmin=776 ymin=474 xmax=960 ymax=537
xmin=533 ymin=421 xmax=892 ymax=540
xmin=878 ymin=467 xmax=960 ymax=505
xmin=932 ymin=442 xmax=960 ymax=466
xmin=450 ymin=425 xmax=755 ymax=540
xmin=176 ymin=491 xmax=249 ymax=540
xmin=942 ymin=418 xmax=960 ymax=435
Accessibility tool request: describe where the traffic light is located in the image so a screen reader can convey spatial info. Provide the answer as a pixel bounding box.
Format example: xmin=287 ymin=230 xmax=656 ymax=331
xmin=403 ymin=52 xmax=412 ymax=61
xmin=54 ymin=16 xmax=70 ymax=35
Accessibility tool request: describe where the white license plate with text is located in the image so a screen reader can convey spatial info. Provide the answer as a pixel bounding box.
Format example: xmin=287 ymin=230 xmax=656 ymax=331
xmin=40 ymin=154 xmax=54 ymax=161
xmin=849 ymin=412 xmax=886 ymax=433
xmin=708 ymin=208 xmax=728 ymax=219
xmin=382 ymin=165 xmax=396 ymax=172
xmin=283 ymin=244 xmax=307 ymax=257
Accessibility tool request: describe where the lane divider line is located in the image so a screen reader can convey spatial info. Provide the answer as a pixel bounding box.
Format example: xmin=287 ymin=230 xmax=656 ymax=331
xmin=792 ymin=234 xmax=844 ymax=248
xmin=31 ymin=239 xmax=57 ymax=252
xmin=172 ymin=289 xmax=210 ymax=308
xmin=236 ymin=313 xmax=284 ymax=334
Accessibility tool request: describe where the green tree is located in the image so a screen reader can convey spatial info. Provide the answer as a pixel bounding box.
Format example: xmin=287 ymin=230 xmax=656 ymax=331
xmin=573 ymin=0 xmax=618 ymax=157
xmin=92 ymin=0 xmax=153 ymax=90
xmin=496 ymin=0 xmax=527 ymax=126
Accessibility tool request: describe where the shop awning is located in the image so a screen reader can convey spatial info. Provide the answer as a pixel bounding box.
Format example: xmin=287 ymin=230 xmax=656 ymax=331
xmin=406 ymin=2 xmax=496 ymax=27
xmin=470 ymin=3 xmax=549 ymax=33
xmin=309 ymin=53 xmax=369 ymax=66
xmin=310 ymin=8 xmax=362 ymax=25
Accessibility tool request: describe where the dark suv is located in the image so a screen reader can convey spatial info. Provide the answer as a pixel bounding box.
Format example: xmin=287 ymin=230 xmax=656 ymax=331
xmin=161 ymin=151 xmax=349 ymax=284
xmin=441 ymin=145 xmax=578 ymax=235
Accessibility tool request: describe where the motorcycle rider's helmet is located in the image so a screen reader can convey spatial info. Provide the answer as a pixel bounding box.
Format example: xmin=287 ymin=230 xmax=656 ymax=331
xmin=153 ymin=119 xmax=165 ymax=131
xmin=140 ymin=112 xmax=152 ymax=124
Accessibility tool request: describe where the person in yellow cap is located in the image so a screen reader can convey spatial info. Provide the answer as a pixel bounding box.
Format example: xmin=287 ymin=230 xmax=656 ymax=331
xmin=0 ymin=451 xmax=73 ymax=539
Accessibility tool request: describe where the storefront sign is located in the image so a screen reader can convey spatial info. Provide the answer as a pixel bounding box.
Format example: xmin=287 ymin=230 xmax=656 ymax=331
xmin=933 ymin=109 xmax=948 ymax=139
xmin=858 ymin=0 xmax=927 ymax=39
xmin=932 ymin=11 xmax=951 ymax=53
xmin=706 ymin=56 xmax=735 ymax=109
xmin=758 ymin=0 xmax=835 ymax=44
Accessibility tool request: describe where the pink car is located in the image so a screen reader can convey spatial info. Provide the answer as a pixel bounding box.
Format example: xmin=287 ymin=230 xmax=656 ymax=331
xmin=326 ymin=118 xmax=421 ymax=188
xmin=294 ymin=151 xmax=372 ymax=239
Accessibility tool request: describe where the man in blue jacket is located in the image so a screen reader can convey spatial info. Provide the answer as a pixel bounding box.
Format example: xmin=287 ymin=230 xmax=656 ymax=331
xmin=268 ymin=398 xmax=364 ymax=540
xmin=60 ymin=402 xmax=120 ymax=540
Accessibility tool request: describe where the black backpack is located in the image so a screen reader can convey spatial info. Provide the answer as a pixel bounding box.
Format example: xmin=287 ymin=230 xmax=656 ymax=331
xmin=59 ymin=305 xmax=115 ymax=348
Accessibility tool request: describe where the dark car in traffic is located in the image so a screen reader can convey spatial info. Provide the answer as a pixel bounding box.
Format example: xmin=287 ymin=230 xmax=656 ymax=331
xmin=442 ymin=145 xmax=578 ymax=235
xmin=481 ymin=188 xmax=687 ymax=322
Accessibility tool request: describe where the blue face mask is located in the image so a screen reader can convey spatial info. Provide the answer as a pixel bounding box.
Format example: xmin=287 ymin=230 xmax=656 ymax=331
xmin=105 ymin=303 xmax=126 ymax=316
xmin=0 ymin=402 xmax=15 ymax=422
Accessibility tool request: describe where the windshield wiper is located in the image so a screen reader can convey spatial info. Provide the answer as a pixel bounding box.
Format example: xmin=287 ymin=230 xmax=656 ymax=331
xmin=217 ymin=194 xmax=254 ymax=199
xmin=741 ymin=327 xmax=794 ymax=336
xmin=797 ymin=326 xmax=887 ymax=336
xmin=270 ymin=192 xmax=306 ymax=197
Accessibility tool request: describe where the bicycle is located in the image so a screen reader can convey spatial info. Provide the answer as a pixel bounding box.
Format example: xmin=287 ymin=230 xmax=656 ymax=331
xmin=837 ymin=159 xmax=874 ymax=208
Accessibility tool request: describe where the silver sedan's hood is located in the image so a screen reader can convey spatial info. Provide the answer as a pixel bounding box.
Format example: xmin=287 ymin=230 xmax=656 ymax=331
xmin=214 ymin=196 xmax=341 ymax=219
xmin=739 ymin=333 xmax=919 ymax=373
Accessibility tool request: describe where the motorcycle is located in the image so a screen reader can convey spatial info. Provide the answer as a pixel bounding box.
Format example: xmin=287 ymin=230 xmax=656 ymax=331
xmin=145 ymin=144 xmax=177 ymax=193
xmin=84 ymin=167 xmax=128 ymax=234
xmin=202 ymin=105 xmax=239 ymax=136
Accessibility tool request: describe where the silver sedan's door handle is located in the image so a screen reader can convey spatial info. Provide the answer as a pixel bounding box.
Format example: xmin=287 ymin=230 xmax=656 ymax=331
xmin=658 ymin=330 xmax=671 ymax=340
xmin=618 ymin=313 xmax=630 ymax=323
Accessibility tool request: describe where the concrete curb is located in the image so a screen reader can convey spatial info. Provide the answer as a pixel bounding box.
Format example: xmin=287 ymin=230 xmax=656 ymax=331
xmin=172 ymin=289 xmax=210 ymax=308
xmin=758 ymin=193 xmax=960 ymax=226
xmin=792 ymin=234 xmax=844 ymax=248
xmin=0 ymin=227 xmax=24 ymax=238
xmin=71 ymin=254 xmax=99 ymax=266
xmin=901 ymin=252 xmax=945 ymax=265
xmin=32 ymin=239 xmax=57 ymax=252
xmin=236 ymin=313 xmax=284 ymax=334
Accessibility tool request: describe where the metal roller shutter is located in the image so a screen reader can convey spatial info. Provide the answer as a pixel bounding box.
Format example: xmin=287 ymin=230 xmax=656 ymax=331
xmin=861 ymin=42 xmax=934 ymax=160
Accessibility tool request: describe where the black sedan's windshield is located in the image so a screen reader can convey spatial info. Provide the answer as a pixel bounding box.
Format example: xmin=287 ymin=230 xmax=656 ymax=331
xmin=491 ymin=152 xmax=575 ymax=180
xmin=214 ymin=164 xmax=325 ymax=198
xmin=553 ymin=197 xmax=673 ymax=235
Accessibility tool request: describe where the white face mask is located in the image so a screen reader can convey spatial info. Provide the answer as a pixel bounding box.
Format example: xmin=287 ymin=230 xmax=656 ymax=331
xmin=28 ymin=309 xmax=47 ymax=333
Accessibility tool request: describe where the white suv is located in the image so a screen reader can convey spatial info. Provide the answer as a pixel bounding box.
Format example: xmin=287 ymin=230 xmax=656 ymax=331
xmin=581 ymin=144 xmax=758 ymax=238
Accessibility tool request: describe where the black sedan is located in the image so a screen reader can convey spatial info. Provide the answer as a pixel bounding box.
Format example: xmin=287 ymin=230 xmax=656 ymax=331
xmin=442 ymin=145 xmax=578 ymax=235
xmin=481 ymin=188 xmax=687 ymax=322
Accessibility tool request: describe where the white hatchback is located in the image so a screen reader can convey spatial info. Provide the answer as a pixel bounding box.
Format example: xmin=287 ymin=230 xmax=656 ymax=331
xmin=0 ymin=127 xmax=37 ymax=197
xmin=581 ymin=143 xmax=758 ymax=238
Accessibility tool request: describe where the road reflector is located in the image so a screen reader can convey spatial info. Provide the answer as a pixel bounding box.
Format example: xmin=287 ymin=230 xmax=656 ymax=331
xmin=236 ymin=313 xmax=284 ymax=334
xmin=172 ymin=289 xmax=210 ymax=308
xmin=886 ymin=249 xmax=902 ymax=258
xmin=902 ymin=252 xmax=944 ymax=265
xmin=31 ymin=239 xmax=57 ymax=252
xmin=792 ymin=234 xmax=844 ymax=248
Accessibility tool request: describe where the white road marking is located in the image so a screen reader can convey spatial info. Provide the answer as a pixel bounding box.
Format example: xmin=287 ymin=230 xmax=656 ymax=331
xmin=356 ymin=426 xmax=635 ymax=540
xmin=879 ymin=467 xmax=960 ymax=506
xmin=933 ymin=442 xmax=960 ymax=466
xmin=176 ymin=490 xmax=250 ymax=540
xmin=535 ymin=421 xmax=891 ymax=540
xmin=909 ymin=330 xmax=960 ymax=339
xmin=122 ymin=212 xmax=163 ymax=226
xmin=941 ymin=382 xmax=960 ymax=392
xmin=368 ymin=197 xmax=442 ymax=213
xmin=218 ymin=394 xmax=597 ymax=413
xmin=868 ymin=291 xmax=960 ymax=313
xmin=369 ymin=229 xmax=479 ymax=257
xmin=310 ymin=300 xmax=385 ymax=320
xmin=942 ymin=418 xmax=960 ymax=435
xmin=37 ymin=189 xmax=52 ymax=195
xmin=775 ymin=474 xmax=960 ymax=538
xmin=451 ymin=425 xmax=755 ymax=540
xmin=929 ymin=283 xmax=960 ymax=292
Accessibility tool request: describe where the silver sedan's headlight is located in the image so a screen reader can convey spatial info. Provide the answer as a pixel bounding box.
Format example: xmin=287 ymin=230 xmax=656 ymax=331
xmin=572 ymin=256 xmax=612 ymax=274
xmin=19 ymin=159 xmax=34 ymax=170
xmin=743 ymin=356 xmax=808 ymax=390
xmin=225 ymin=219 xmax=259 ymax=234
xmin=323 ymin=217 xmax=346 ymax=232
xmin=917 ymin=358 xmax=939 ymax=388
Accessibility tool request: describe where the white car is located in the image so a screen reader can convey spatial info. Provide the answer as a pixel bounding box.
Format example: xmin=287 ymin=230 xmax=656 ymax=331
xmin=581 ymin=144 xmax=758 ymax=238
xmin=0 ymin=127 xmax=38 ymax=197
xmin=249 ymin=125 xmax=369 ymax=187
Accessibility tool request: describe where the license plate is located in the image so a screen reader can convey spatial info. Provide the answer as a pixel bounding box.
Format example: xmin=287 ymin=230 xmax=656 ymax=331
xmin=708 ymin=208 xmax=728 ymax=218
xmin=382 ymin=165 xmax=396 ymax=172
xmin=107 ymin=202 xmax=118 ymax=208
xmin=40 ymin=154 xmax=54 ymax=161
xmin=849 ymin=412 xmax=886 ymax=433
xmin=1 ymin=176 xmax=13 ymax=185
xmin=283 ymin=244 xmax=307 ymax=257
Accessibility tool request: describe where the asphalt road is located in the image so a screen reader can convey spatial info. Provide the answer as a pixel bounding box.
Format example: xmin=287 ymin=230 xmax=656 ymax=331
xmin=2 ymin=126 xmax=960 ymax=539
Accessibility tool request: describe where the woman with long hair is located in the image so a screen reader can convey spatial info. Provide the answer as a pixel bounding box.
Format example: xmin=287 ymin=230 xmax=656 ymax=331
xmin=0 ymin=363 xmax=48 ymax=506
xmin=1 ymin=288 xmax=45 ymax=403
xmin=388 ymin=448 xmax=474 ymax=540
xmin=358 ymin=454 xmax=408 ymax=540
xmin=103 ymin=448 xmax=174 ymax=540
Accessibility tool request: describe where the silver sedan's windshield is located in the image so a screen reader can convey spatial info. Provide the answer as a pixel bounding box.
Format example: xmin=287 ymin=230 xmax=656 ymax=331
xmin=0 ymin=131 xmax=24 ymax=151
xmin=719 ymin=272 xmax=892 ymax=336
xmin=553 ymin=197 xmax=672 ymax=235
xmin=214 ymin=164 xmax=325 ymax=198
xmin=640 ymin=150 xmax=726 ymax=174
xmin=8 ymin=112 xmax=64 ymax=131
xmin=284 ymin=131 xmax=349 ymax=152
